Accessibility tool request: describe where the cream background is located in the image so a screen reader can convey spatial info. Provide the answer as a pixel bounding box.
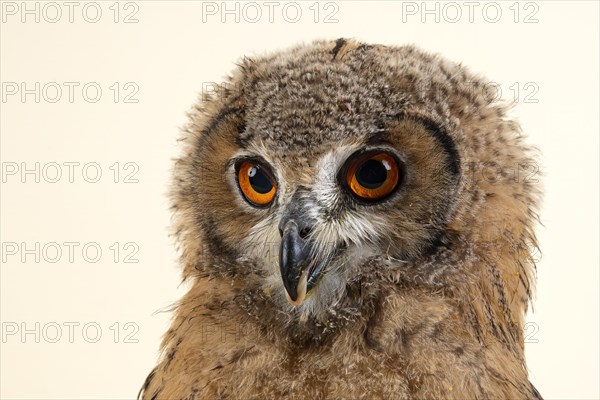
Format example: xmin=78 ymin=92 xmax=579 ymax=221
xmin=1 ymin=1 xmax=598 ymax=399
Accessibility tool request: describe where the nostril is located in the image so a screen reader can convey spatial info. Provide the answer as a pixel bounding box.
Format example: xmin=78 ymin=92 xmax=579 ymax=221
xmin=299 ymin=226 xmax=312 ymax=239
xmin=278 ymin=227 xmax=284 ymax=237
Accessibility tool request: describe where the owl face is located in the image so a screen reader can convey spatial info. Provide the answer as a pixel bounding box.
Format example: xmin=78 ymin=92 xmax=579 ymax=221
xmin=225 ymin=120 xmax=459 ymax=309
xmin=182 ymin=41 xmax=465 ymax=314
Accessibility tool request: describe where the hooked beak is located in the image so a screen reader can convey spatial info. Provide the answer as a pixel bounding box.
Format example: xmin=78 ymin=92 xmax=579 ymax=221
xmin=279 ymin=218 xmax=328 ymax=307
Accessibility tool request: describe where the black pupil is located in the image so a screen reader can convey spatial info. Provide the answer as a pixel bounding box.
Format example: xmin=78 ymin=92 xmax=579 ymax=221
xmin=356 ymin=159 xmax=388 ymax=189
xmin=248 ymin=166 xmax=272 ymax=194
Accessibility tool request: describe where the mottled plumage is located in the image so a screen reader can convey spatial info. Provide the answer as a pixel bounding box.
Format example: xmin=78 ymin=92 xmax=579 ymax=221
xmin=140 ymin=39 xmax=542 ymax=399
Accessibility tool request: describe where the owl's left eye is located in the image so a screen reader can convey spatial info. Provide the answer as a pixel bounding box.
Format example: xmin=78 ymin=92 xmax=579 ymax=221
xmin=236 ymin=161 xmax=277 ymax=207
xmin=342 ymin=151 xmax=401 ymax=202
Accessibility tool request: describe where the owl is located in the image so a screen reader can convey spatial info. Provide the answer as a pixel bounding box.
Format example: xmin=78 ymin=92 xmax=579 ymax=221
xmin=140 ymin=39 xmax=542 ymax=399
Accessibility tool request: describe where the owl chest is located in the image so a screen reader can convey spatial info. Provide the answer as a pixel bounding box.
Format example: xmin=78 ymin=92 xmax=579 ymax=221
xmin=194 ymin=316 xmax=473 ymax=399
xmin=198 ymin=336 xmax=410 ymax=399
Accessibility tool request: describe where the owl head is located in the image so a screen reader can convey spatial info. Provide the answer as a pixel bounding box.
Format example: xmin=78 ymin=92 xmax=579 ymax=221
xmin=172 ymin=39 xmax=540 ymax=327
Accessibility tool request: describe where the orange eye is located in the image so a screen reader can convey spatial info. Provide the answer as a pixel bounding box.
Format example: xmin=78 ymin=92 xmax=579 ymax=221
xmin=344 ymin=152 xmax=401 ymax=202
xmin=237 ymin=161 xmax=277 ymax=207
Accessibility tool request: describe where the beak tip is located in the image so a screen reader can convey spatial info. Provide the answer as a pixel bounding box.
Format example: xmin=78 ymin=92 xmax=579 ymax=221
xmin=284 ymin=285 xmax=297 ymax=302
xmin=285 ymin=292 xmax=303 ymax=307
xmin=284 ymin=270 xmax=309 ymax=307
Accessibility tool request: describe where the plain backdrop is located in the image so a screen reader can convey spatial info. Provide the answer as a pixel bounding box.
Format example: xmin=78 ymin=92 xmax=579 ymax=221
xmin=1 ymin=1 xmax=598 ymax=399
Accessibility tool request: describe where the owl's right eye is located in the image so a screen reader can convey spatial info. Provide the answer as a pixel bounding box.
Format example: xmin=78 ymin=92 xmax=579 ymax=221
xmin=236 ymin=161 xmax=277 ymax=207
